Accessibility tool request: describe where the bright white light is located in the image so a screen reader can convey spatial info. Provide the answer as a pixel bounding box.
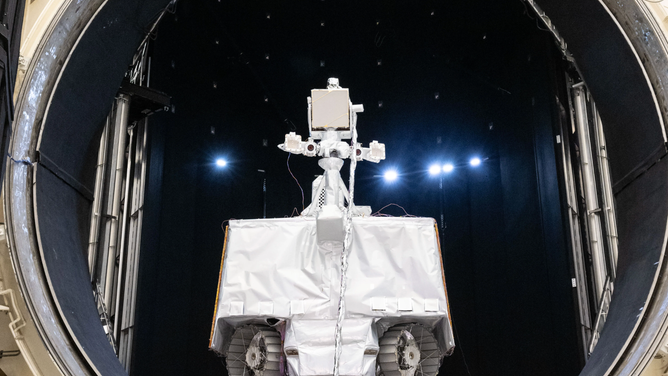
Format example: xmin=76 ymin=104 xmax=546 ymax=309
xmin=429 ymin=164 xmax=441 ymax=175
xmin=443 ymin=163 xmax=454 ymax=173
xmin=216 ymin=158 xmax=228 ymax=167
xmin=470 ymin=157 xmax=481 ymax=167
xmin=384 ymin=170 xmax=398 ymax=182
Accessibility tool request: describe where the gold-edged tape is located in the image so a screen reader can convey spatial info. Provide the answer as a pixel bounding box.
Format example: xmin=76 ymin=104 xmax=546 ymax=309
xmin=209 ymin=225 xmax=229 ymax=348
xmin=434 ymin=223 xmax=453 ymax=328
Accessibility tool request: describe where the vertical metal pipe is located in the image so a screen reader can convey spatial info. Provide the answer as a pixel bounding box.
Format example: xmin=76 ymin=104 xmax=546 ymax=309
xmin=120 ymin=119 xmax=149 ymax=371
xmin=563 ymin=81 xmax=593 ymax=360
xmin=592 ymin=103 xmax=618 ymax=278
xmin=99 ymin=106 xmax=119 ymax=294
xmin=130 ymin=122 xmax=148 ymax=366
xmin=112 ymin=124 xmax=135 ymax=342
xmin=573 ymin=86 xmax=607 ymax=301
xmin=87 ymin=118 xmax=110 ymax=278
xmin=147 ymin=57 xmax=152 ymax=87
xmin=103 ymin=93 xmax=131 ymax=310
xmin=117 ymin=41 xmax=154 ymax=368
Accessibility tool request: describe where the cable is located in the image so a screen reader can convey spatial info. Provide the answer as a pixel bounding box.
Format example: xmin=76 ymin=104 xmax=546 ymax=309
xmin=519 ymin=1 xmax=552 ymax=33
xmin=371 ymin=203 xmax=417 ymax=217
xmin=286 ymin=153 xmax=305 ymax=211
xmin=535 ymin=17 xmax=552 ymax=32
xmin=520 ymin=0 xmax=535 ymax=20
xmin=7 ymin=153 xmax=32 ymax=165
xmin=335 ymin=108 xmax=361 ymax=376
xmin=452 ymin=321 xmax=472 ymax=376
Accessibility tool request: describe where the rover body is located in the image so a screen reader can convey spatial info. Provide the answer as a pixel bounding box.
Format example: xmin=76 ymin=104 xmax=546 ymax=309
xmin=209 ymin=79 xmax=455 ymax=376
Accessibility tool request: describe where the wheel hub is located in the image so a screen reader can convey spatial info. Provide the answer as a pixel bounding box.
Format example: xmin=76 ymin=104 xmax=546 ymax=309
xmin=245 ymin=332 xmax=267 ymax=372
xmin=398 ymin=330 xmax=421 ymax=375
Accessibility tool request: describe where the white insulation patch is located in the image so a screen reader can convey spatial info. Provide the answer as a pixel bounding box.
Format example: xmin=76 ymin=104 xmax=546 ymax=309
xmin=210 ymin=216 xmax=454 ymax=373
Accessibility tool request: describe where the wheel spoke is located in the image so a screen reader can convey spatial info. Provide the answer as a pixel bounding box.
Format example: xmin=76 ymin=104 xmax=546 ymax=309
xmin=226 ymin=325 xmax=285 ymax=376
xmin=377 ymin=324 xmax=441 ymax=376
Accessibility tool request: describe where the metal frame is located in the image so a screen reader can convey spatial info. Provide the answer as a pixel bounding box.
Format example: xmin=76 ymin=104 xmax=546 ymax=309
xmin=560 ymin=76 xmax=593 ymax=361
xmin=85 ymin=37 xmax=157 ymax=370
xmin=562 ymin=78 xmax=620 ymax=358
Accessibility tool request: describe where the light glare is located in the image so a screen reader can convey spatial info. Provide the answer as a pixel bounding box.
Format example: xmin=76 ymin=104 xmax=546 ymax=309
xmin=443 ymin=163 xmax=454 ymax=173
xmin=216 ymin=158 xmax=228 ymax=167
xmin=470 ymin=157 xmax=481 ymax=166
xmin=429 ymin=164 xmax=441 ymax=175
xmin=384 ymin=170 xmax=398 ymax=182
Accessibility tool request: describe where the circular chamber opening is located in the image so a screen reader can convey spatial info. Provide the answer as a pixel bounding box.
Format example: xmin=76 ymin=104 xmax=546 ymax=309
xmin=7 ymin=0 xmax=668 ymax=375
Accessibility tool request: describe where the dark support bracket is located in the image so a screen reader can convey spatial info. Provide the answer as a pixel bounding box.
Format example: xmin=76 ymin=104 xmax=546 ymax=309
xmin=118 ymin=80 xmax=171 ymax=123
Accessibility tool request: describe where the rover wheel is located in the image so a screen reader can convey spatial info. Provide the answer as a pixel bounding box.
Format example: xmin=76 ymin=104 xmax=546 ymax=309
xmin=378 ymin=324 xmax=441 ymax=376
xmin=226 ymin=325 xmax=283 ymax=376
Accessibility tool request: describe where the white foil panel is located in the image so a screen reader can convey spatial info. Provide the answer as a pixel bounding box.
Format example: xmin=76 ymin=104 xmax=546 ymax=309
xmin=284 ymin=319 xmax=377 ymax=376
xmin=345 ymin=217 xmax=448 ymax=318
xmin=217 ymin=217 xmax=339 ymax=321
xmin=211 ymin=216 xmax=454 ymax=357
